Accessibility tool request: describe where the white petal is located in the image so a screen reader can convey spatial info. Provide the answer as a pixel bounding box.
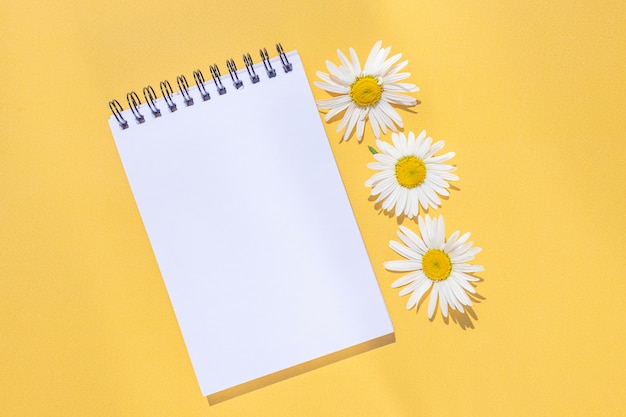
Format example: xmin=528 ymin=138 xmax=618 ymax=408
xmin=415 ymin=135 xmax=433 ymax=158
xmin=376 ymin=100 xmax=403 ymax=125
xmin=398 ymin=278 xmax=421 ymax=296
xmin=385 ymin=259 xmax=421 ymax=272
xmin=455 ymin=231 xmax=471 ymax=246
xmin=450 ymin=281 xmax=472 ymax=306
xmin=451 ymin=272 xmax=477 ymax=293
xmin=314 ymin=81 xmax=350 ymax=95
xmin=373 ymin=151 xmax=399 ymax=165
xmin=364 ymin=169 xmax=394 ymax=188
xmin=381 ymin=72 xmax=412 ymax=83
xmin=339 ymin=106 xmax=361 ymax=141
xmin=324 ymin=100 xmax=352 ymax=121
xmin=371 ymin=176 xmax=399 ymax=199
xmin=443 ymin=230 xmax=461 ymax=253
xmin=363 ymin=40 xmax=383 ymax=74
xmin=434 ymin=215 xmax=446 ymax=248
xmin=366 ymin=109 xmax=381 ymax=139
xmin=381 ymin=187 xmax=399 ymax=211
xmin=438 ymin=283 xmax=449 ymax=317
xmin=461 ymin=272 xmax=481 ymax=282
xmin=316 ymin=71 xmax=332 ymax=82
xmin=381 ymin=91 xmax=418 ymax=106
xmin=428 ymin=152 xmax=456 ymax=164
xmin=370 ymin=106 xmax=397 ymax=133
xmin=406 ymin=130 xmax=416 ymax=147
xmin=377 ymin=138 xmax=403 ymax=160
xmin=395 ymin=186 xmax=409 ymax=217
xmin=337 ymin=48 xmax=352 ymax=71
xmin=398 ymin=225 xmax=428 ymax=254
xmin=406 ymin=278 xmax=432 ymax=309
xmin=451 ymin=249 xmax=481 ymax=263
xmin=385 ymin=59 xmax=409 ymax=75
xmin=419 ymin=215 xmax=435 ymax=248
xmin=318 ymin=94 xmax=352 ymax=108
xmin=383 ymin=81 xmax=419 ymax=92
xmin=447 ymin=240 xmax=473 ymax=259
xmin=454 ymin=263 xmax=484 ymax=273
xmin=426 ymin=140 xmax=445 ymax=156
xmin=355 ymin=117 xmax=366 ymax=142
xmin=392 ymin=277 xmax=415 ymax=291
xmin=391 ymin=132 xmax=407 ymax=154
xmin=421 ymin=184 xmax=442 ymax=210
xmin=428 ymin=285 xmax=439 ymax=319
xmin=407 ymin=188 xmax=420 ymax=219
xmin=443 ymin=283 xmax=462 ymax=312
xmin=349 ymin=47 xmax=362 ymax=75
xmin=389 ymin=239 xmax=419 ymax=261
xmin=425 ymin=174 xmax=453 ymax=190
xmin=391 ymin=271 xmax=420 ymax=288
xmin=325 ymin=60 xmax=339 ymax=75
xmin=380 ymin=53 xmax=403 ymax=74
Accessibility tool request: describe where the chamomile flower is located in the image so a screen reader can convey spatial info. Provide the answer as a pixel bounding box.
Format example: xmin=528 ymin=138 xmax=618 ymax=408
xmin=385 ymin=215 xmax=483 ymax=319
xmin=314 ymin=41 xmax=419 ymax=142
xmin=365 ymin=130 xmax=458 ymax=219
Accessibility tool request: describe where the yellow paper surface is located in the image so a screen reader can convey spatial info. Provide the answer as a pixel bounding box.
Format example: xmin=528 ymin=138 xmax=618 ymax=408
xmin=1 ymin=1 xmax=625 ymax=416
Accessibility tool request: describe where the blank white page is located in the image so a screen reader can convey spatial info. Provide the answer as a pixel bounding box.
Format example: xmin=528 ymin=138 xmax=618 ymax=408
xmin=108 ymin=50 xmax=394 ymax=402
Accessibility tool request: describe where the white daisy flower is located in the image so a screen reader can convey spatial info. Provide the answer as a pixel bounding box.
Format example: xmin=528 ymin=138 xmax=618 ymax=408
xmin=384 ymin=215 xmax=483 ymax=319
xmin=314 ymin=40 xmax=419 ymax=142
xmin=364 ymin=130 xmax=458 ymax=219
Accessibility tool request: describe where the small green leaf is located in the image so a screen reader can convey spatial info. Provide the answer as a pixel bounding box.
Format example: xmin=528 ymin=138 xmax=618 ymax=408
xmin=368 ymin=145 xmax=378 ymax=154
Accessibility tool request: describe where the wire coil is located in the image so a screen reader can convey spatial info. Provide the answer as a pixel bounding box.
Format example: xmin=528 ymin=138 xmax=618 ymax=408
xmin=177 ymin=75 xmax=195 ymax=107
xmin=243 ymin=53 xmax=260 ymax=84
xmin=260 ymin=47 xmax=276 ymax=78
xmin=126 ymin=91 xmax=145 ymax=124
xmin=109 ymin=99 xmax=128 ymax=130
xmin=226 ymin=59 xmax=243 ymax=89
xmin=210 ymin=64 xmax=227 ymax=95
xmin=109 ymin=43 xmax=290 ymax=129
xmin=193 ymin=69 xmax=211 ymax=101
xmin=143 ymin=85 xmax=161 ymax=118
xmin=160 ymin=80 xmax=178 ymax=113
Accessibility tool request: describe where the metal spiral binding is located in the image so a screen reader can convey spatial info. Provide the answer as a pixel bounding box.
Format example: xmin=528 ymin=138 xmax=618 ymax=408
xmin=109 ymin=43 xmax=290 ymax=129
xmin=210 ymin=64 xmax=227 ymax=95
xmin=109 ymin=99 xmax=128 ymax=130
xmin=143 ymin=85 xmax=161 ymax=118
xmin=160 ymin=80 xmax=177 ymax=112
xmin=243 ymin=53 xmax=260 ymax=84
xmin=126 ymin=91 xmax=145 ymax=124
xmin=193 ymin=69 xmax=211 ymax=101
xmin=226 ymin=59 xmax=243 ymax=89
xmin=260 ymin=48 xmax=276 ymax=78
xmin=276 ymin=43 xmax=293 ymax=73
xmin=177 ymin=75 xmax=195 ymax=106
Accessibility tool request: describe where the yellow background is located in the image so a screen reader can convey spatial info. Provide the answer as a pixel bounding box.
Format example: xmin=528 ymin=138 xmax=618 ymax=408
xmin=2 ymin=0 xmax=625 ymax=416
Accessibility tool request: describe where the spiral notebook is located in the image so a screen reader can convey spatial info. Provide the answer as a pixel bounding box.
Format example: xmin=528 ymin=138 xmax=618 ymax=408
xmin=107 ymin=45 xmax=394 ymax=404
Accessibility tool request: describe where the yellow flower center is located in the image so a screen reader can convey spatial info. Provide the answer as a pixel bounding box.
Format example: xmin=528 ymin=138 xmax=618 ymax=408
xmin=395 ymin=156 xmax=426 ymax=188
xmin=422 ymin=249 xmax=452 ymax=281
xmin=350 ymin=75 xmax=383 ymax=107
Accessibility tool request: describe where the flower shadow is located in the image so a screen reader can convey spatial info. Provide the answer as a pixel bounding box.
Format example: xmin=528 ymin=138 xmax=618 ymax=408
xmin=445 ymin=306 xmax=479 ymax=330
xmin=400 ymin=102 xmax=421 ymax=114
xmin=367 ymin=195 xmax=418 ymax=224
